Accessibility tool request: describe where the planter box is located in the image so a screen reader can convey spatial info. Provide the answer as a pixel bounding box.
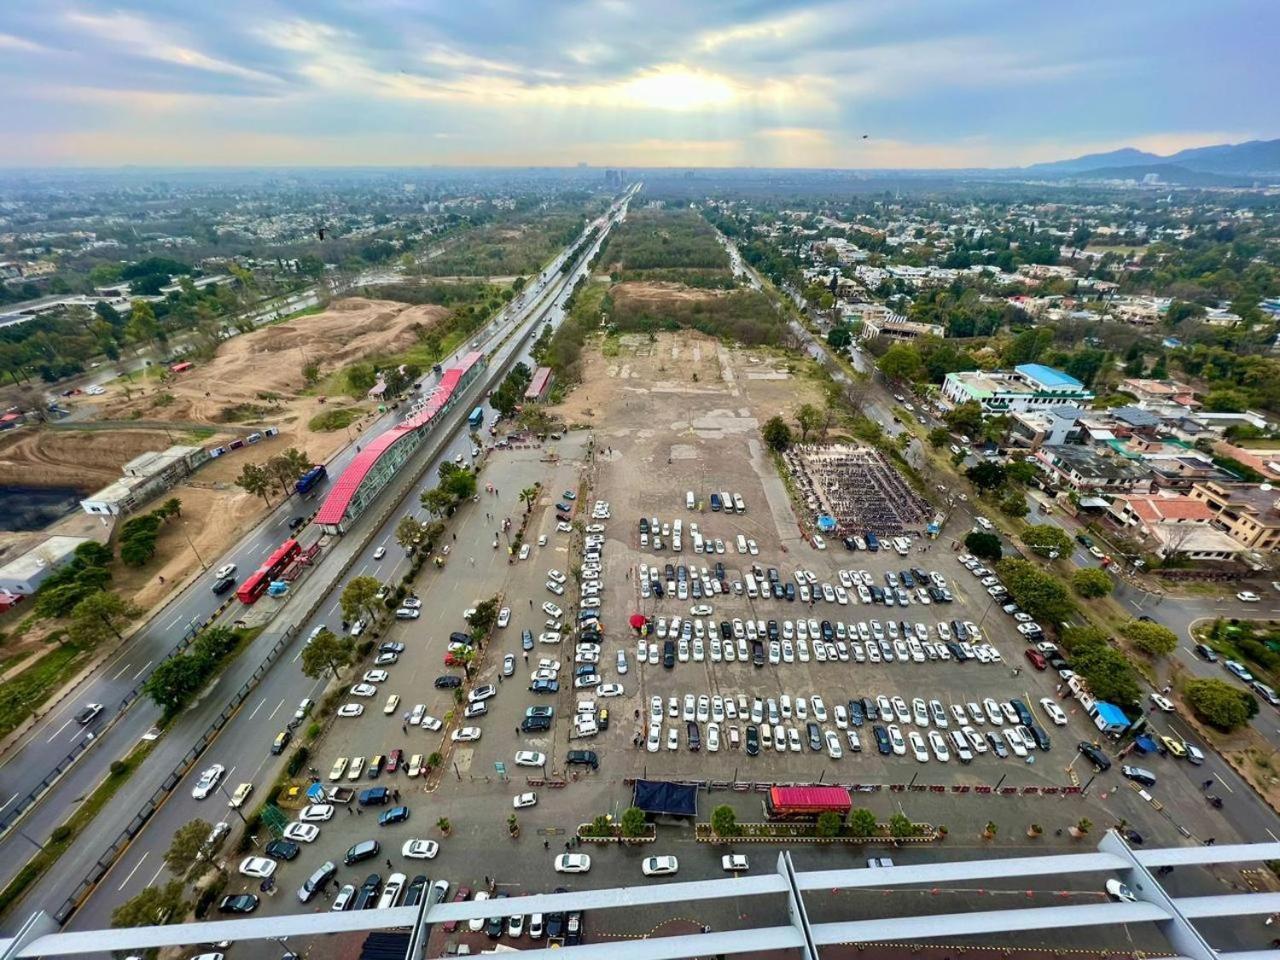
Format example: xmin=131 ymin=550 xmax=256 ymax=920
xmin=695 ymin=822 xmax=938 ymax=844
xmin=576 ymin=823 xmax=656 ymax=844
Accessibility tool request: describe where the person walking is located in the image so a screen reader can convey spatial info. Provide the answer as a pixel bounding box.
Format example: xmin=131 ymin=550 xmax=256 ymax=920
xmin=387 ymin=858 xmax=394 ymax=870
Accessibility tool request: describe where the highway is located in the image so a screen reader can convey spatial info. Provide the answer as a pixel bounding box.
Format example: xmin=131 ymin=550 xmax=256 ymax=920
xmin=0 ymin=187 xmax=634 ymax=932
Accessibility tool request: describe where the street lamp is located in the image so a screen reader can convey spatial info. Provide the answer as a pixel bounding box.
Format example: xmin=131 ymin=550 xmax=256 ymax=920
xmin=181 ymin=523 xmax=209 ymax=573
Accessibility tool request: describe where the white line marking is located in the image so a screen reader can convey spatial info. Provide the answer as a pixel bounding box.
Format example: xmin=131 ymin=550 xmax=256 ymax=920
xmin=1215 ymin=773 xmax=1234 ymax=794
xmin=132 ymin=660 xmax=153 ymax=680
xmin=147 ymin=863 xmax=165 ymax=887
xmin=112 ymin=663 xmax=132 ymax=680
xmin=46 ymin=717 xmax=75 ymax=743
xmin=248 ymin=698 xmax=266 ymax=720
xmin=268 ymin=698 xmax=285 ymax=720
xmin=1268 ymin=828 xmax=1279 ymax=842
xmin=118 ymin=852 xmax=149 ymax=891
xmin=0 ymin=792 xmax=19 ymax=814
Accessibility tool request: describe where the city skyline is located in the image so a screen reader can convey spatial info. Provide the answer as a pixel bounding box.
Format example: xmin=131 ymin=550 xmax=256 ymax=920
xmin=0 ymin=0 xmax=1276 ymax=168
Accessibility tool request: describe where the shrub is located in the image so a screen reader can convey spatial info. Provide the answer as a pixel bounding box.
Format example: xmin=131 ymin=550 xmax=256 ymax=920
xmin=711 ymin=805 xmax=739 ymax=837
xmin=1072 ymin=568 xmax=1114 ymax=599
xmin=1185 ymin=678 xmax=1258 ymax=731
xmin=815 ymin=811 xmax=842 ymax=837
xmin=847 ymin=808 xmax=878 ymax=838
xmin=286 ymin=745 xmax=310 ymax=777
xmin=620 ymin=806 xmax=648 ymax=838
xmin=888 ymin=813 xmax=915 ymax=838
xmin=1119 ymin=619 xmax=1178 ymax=657
xmin=50 ymin=825 xmax=73 ymax=843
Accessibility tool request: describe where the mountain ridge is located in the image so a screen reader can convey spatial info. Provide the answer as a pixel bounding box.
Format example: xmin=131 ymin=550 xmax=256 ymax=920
xmin=1025 ymin=138 xmax=1280 ymax=179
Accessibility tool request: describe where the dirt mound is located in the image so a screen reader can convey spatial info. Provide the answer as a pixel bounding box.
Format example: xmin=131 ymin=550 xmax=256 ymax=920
xmin=98 ymin=297 xmax=447 ymax=426
xmin=610 ymin=281 xmax=725 ymax=306
xmin=0 ymin=427 xmax=189 ymax=491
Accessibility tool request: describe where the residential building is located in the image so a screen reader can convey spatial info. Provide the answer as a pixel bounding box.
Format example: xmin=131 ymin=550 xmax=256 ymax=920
xmin=1033 ymin=445 xmax=1155 ymax=495
xmin=81 ymin=445 xmax=210 ymax=516
xmin=1189 ymin=481 xmax=1280 ymax=552
xmin=0 ymin=536 xmax=93 ymax=595
xmin=860 ymin=314 xmax=944 ymax=342
xmin=1008 ymin=406 xmax=1084 ymax=450
xmin=1108 ymin=494 xmax=1240 ymax=561
xmin=1120 ymin=379 xmax=1198 ymax=409
xmin=941 ymin=364 xmax=1093 ymax=414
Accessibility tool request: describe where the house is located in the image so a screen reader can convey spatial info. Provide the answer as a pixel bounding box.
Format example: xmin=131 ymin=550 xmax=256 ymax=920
xmin=1034 ymin=445 xmax=1155 ymax=496
xmin=1008 ymin=407 xmax=1084 ymax=450
xmin=941 ymin=364 xmax=1093 ymax=415
xmin=1108 ymin=494 xmax=1241 ymax=561
xmin=0 ymin=536 xmax=93 ymax=595
xmin=1189 ymin=481 xmax=1280 ymax=552
xmin=1121 ymin=379 xmax=1198 ymax=409
xmin=860 ymin=314 xmax=944 ymax=342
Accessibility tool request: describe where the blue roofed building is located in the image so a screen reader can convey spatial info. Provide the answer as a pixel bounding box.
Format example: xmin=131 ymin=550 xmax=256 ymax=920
xmin=1087 ymin=701 xmax=1130 ymax=736
xmin=941 ymin=362 xmax=1094 ymax=415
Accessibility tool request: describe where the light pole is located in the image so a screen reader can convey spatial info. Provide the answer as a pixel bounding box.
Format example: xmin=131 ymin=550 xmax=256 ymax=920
xmin=181 ymin=523 xmax=209 ymax=573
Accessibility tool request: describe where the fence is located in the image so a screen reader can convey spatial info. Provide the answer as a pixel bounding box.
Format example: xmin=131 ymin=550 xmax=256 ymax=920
xmin=617 ymin=778 xmax=1083 ymax=798
xmin=52 ymin=626 xmax=294 ymax=925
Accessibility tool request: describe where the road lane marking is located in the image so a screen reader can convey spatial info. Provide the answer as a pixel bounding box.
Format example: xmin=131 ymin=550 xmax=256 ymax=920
xmin=118 ymin=852 xmax=149 ymax=891
xmin=165 ymin=614 xmax=183 ymax=629
xmin=0 ymin=792 xmax=18 ymax=814
xmin=1268 ymin=828 xmax=1279 ymax=842
xmin=132 ymin=660 xmax=153 ymax=680
xmin=147 ymin=863 xmax=165 ymax=887
xmin=46 ymin=717 xmax=76 ymax=743
xmin=1214 ymin=773 xmax=1234 ymax=794
xmin=248 ymin=698 xmax=266 ymax=720
xmin=112 ymin=663 xmax=132 ymax=680
xmin=268 ymin=698 xmax=285 ymax=720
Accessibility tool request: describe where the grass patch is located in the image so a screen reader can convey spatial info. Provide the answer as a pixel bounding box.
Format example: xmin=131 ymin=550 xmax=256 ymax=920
xmin=215 ymin=403 xmax=270 ymax=424
xmin=0 ymin=643 xmax=88 ymax=741
xmin=182 ymin=427 xmax=217 ymax=443
xmin=0 ymin=738 xmax=156 ymax=919
xmin=308 ymin=407 xmax=363 ymax=432
xmin=600 ymin=335 xmax=621 ymax=358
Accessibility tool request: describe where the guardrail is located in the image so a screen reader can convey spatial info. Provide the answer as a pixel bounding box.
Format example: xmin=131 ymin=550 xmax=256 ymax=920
xmin=52 ymin=626 xmax=294 ymax=925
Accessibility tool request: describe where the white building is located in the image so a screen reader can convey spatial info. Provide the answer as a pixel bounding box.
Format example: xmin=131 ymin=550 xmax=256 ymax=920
xmin=941 ymin=364 xmax=1094 ymax=414
xmin=0 ymin=536 xmax=92 ymax=595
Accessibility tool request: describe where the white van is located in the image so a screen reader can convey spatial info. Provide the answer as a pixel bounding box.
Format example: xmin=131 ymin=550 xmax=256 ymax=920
xmin=736 ymin=534 xmax=748 ymax=554
xmin=744 ymin=574 xmax=759 ymax=599
xmin=720 ymin=492 xmax=733 ymax=514
xmin=686 ymin=491 xmax=696 ymax=510
xmin=692 ymin=532 xmax=704 ymax=554
xmin=733 ymin=493 xmax=746 ymax=513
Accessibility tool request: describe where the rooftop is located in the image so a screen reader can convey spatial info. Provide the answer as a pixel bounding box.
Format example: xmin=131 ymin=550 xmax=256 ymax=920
xmin=1016 ymin=363 xmax=1084 ymax=390
xmin=0 ymin=536 xmax=92 ymax=580
xmin=1118 ymin=494 xmax=1214 ymax=524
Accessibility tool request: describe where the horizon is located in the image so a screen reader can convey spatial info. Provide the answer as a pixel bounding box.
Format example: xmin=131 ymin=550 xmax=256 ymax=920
xmin=1 ymin=0 xmax=1276 ymax=168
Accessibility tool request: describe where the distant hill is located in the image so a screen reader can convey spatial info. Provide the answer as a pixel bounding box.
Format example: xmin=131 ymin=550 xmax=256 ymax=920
xmin=1023 ymin=138 xmax=1280 ymax=181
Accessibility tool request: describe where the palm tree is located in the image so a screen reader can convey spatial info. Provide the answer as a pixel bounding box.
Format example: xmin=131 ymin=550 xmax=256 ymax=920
xmin=519 ymin=486 xmax=539 ymax=515
xmin=161 ymin=497 xmax=183 ymax=519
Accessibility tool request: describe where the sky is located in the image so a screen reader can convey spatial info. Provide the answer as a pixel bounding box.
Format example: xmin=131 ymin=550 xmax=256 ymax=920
xmin=0 ymin=0 xmax=1275 ymax=169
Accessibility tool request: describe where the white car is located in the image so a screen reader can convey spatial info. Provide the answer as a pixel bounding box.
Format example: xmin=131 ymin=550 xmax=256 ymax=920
xmin=402 ymin=839 xmax=440 ymax=859
xmin=1149 ymin=692 xmax=1175 ymax=713
xmin=546 ymin=581 xmax=565 ymax=596
xmin=513 ymin=792 xmax=538 ymax=809
xmin=337 ymin=703 xmax=364 ymax=718
xmin=599 ymin=683 xmax=624 ymax=698
xmin=420 ymin=714 xmax=442 ymax=731
xmin=373 ymin=547 xmax=386 ymax=560
xmin=554 ymin=853 xmax=591 ymax=873
xmin=497 ymin=607 xmax=511 ymax=628
xmin=299 ymin=804 xmax=334 ymax=822
xmin=825 ymin=730 xmax=843 ymax=759
xmin=641 ymin=855 xmax=679 ymax=876
xmin=350 ymin=683 xmax=377 ymax=697
xmin=722 ymin=854 xmax=750 ymax=872
xmin=215 ymin=563 xmax=236 ymax=579
xmin=239 ymin=856 xmax=277 ymax=879
xmin=539 ymin=631 xmax=562 ymax=645
xmin=519 ymin=543 xmax=531 ymax=560
xmin=451 ymin=727 xmax=482 ymax=742
xmin=908 ymin=731 xmax=929 ymax=762
xmin=283 ymin=822 xmax=319 ymax=843
xmin=543 ymin=602 xmax=563 ymax=618
xmin=547 ymin=569 xmax=567 ymax=584
xmin=1040 ymin=698 xmax=1068 ymax=726
xmin=690 ymin=604 xmax=713 ymax=616
xmin=616 ymin=651 xmax=628 ymax=674
xmin=192 ymin=764 xmax=225 ymax=800
xmin=515 ymin=751 xmax=547 ymax=767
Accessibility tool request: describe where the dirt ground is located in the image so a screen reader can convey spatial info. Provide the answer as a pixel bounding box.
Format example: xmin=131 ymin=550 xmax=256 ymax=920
xmin=609 ymin=280 xmax=727 ymax=306
xmin=0 ymin=426 xmax=217 ymax=491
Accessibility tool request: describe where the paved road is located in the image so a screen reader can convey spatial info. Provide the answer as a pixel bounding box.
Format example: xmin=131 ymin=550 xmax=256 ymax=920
xmin=34 ymin=190 xmax=634 ymax=932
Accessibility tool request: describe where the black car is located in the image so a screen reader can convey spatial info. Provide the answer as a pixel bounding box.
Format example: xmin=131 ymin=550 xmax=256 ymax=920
xmin=75 ymin=703 xmax=103 ymax=725
xmin=212 ymin=576 xmax=236 ymax=595
xmin=652 ymin=579 xmax=664 ymax=598
xmin=566 ymin=749 xmax=598 ymax=769
xmin=663 ymin=641 xmax=676 ymax=669
xmin=686 ymin=721 xmax=701 ymax=751
xmin=946 ymin=641 xmax=967 ymax=661
xmin=784 ymin=582 xmax=796 ymax=602
xmin=359 ymin=787 xmax=389 ymax=805
xmin=820 ymin=620 xmax=834 ymax=641
xmin=265 ymin=839 xmax=300 ymax=861
xmin=404 ymin=874 xmax=429 ymax=907
xmin=434 ymin=675 xmax=462 ymax=689
xmin=288 ymin=516 xmax=306 ymax=530
xmin=1046 ymin=654 xmax=1069 ymax=671
xmin=987 ymin=732 xmax=1009 ymax=758
xmin=379 ymin=641 xmax=406 ymax=654
xmin=379 ymin=805 xmax=410 ymax=826
xmin=766 ymin=620 xmax=779 ymax=641
xmin=719 ymin=620 xmax=732 ymax=639
xmin=1194 ymin=643 xmax=1219 ymax=662
xmin=869 ymin=585 xmax=884 ymax=603
xmin=665 ymin=563 xmax=675 ymax=581
xmin=353 ymin=873 xmax=382 ymax=910
xmin=1078 ymin=741 xmax=1111 ymax=772
xmin=1028 ymin=723 xmax=1051 ymax=751
xmin=848 ymin=699 xmax=864 ymax=727
xmin=806 ymin=722 xmax=822 ymax=752
xmin=900 ymin=570 xmax=915 ymax=588
xmin=521 ymin=715 xmax=552 ymax=733
xmin=843 ymin=536 xmax=857 ymax=550
xmin=547 ymin=888 xmax=568 ymax=937
xmin=639 ymin=518 xmax=650 ymax=534
xmin=566 ymin=911 xmax=583 ymax=945
xmin=872 ymin=725 xmax=891 ymax=755
xmin=345 ymin=839 xmax=381 ymax=864
xmin=745 ymin=724 xmax=759 ymax=756
xmin=218 ymin=893 xmax=259 ymax=914
xmin=771 ymin=581 xmax=785 ymax=600
xmin=715 ymin=562 xmax=725 ymax=579
xmin=486 ymin=893 xmax=510 ymax=938
xmin=752 ymin=640 xmax=765 ymax=667
xmin=1009 ymin=698 xmax=1034 ymax=727
xmin=862 ymin=696 xmax=879 ymax=721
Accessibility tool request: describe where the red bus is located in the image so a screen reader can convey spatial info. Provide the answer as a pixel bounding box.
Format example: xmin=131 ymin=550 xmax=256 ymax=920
xmin=236 ymin=538 xmax=302 ymax=605
xmin=763 ymin=786 xmax=852 ymax=821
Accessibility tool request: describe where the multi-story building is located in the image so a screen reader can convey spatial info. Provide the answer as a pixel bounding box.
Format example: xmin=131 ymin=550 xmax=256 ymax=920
xmin=1033 ymin=445 xmax=1154 ymax=496
xmin=1108 ymin=494 xmax=1240 ymax=562
xmin=941 ymin=364 xmax=1094 ymax=414
xmin=1189 ymin=481 xmax=1280 ymax=552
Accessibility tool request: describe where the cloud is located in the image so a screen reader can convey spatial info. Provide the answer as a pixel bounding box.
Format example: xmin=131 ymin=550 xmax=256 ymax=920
xmin=0 ymin=31 xmax=49 ymax=53
xmin=63 ymin=9 xmax=281 ymax=85
xmin=697 ymin=8 xmax=821 ymax=52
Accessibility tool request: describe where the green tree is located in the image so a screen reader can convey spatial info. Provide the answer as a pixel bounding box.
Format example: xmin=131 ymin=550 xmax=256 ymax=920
xmin=164 ymin=818 xmax=213 ymax=873
xmin=1060 ymin=624 xmax=1110 ymax=653
xmin=827 ymin=325 xmax=855 ymax=350
xmin=878 ymin=343 xmax=924 ymax=382
xmin=443 ymin=469 xmax=477 ymax=501
xmin=468 ymin=597 xmax=500 ymax=637
xmin=1119 ymin=619 xmax=1178 ymax=657
xmin=68 ymin=591 xmax=142 ymax=644
xmin=847 ymin=808 xmax=878 ymax=838
xmin=795 ymin=403 xmax=824 ymax=443
xmin=815 ymin=811 xmax=842 ymax=837
xmin=1071 ymin=644 xmax=1140 ymax=705
xmin=1071 ymin=568 xmax=1114 ymax=599
xmin=999 ymin=491 xmax=1029 ymax=518
xmin=161 ymin=497 xmax=183 ymax=518
xmin=144 ymin=655 xmax=210 ymax=714
xmin=1203 ymin=388 xmax=1249 ymax=413
xmin=1184 ymin=678 xmax=1257 ymax=731
xmin=234 ymin=462 xmax=273 ymax=506
xmin=124 ymin=300 xmax=159 ymax=348
xmin=762 ymin=415 xmax=793 ymax=451
xmin=420 ymin=486 xmax=455 ymax=518
xmin=1023 ymin=524 xmax=1073 ymax=558
xmin=340 ymin=576 xmax=384 ymax=625
xmin=519 ymin=485 xmax=540 ymax=515
xmin=299 ymin=628 xmax=356 ymax=679
xmin=710 ymin=804 xmax=740 ymax=837
xmin=966 ymin=461 xmax=1007 ymax=491
xmin=927 ymin=426 xmax=952 ymax=449
xmin=620 ymin=806 xmax=648 ymax=838
xmin=395 ymin=516 xmax=427 ymax=553
xmin=995 ymin=558 xmax=1075 ymax=623
xmin=943 ymin=400 xmax=984 ymax=438
xmin=111 ymin=879 xmax=188 ymax=929
xmin=888 ymin=812 xmax=914 ymax=838
xmin=964 ymin=531 xmax=1002 ymax=562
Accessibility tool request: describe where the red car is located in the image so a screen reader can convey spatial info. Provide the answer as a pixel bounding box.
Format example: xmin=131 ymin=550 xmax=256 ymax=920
xmin=1024 ymin=649 xmax=1047 ymax=671
xmin=442 ymin=886 xmax=472 ymax=932
xmin=444 ymin=652 xmax=465 ymax=667
xmin=385 ymin=749 xmax=403 ymax=773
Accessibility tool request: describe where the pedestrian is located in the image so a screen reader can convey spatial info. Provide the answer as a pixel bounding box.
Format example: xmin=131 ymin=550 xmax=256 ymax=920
xmin=158 ymin=575 xmax=165 ymax=584
xmin=499 ymin=674 xmax=503 ymax=684
xmin=565 ymin=841 xmax=571 ymax=851
xmin=356 ymin=806 xmax=363 ymax=815
xmin=1206 ymin=837 xmax=1217 ymax=846
xmin=529 ymin=599 xmax=533 ymax=608
xmin=1203 ymin=779 xmax=1214 ymax=790
xmin=484 ymin=875 xmax=491 ymax=886
xmin=393 ymin=789 xmax=400 ymax=801
xmin=516 ymin=727 xmax=520 ymax=736
xmin=1162 ymin=685 xmax=1172 ymax=695
xmin=387 ymin=858 xmax=393 ymax=870
xmin=453 ymin=533 xmax=457 ymax=541
xmin=523 ymin=651 xmax=529 ymax=662
xmin=544 ymin=839 xmax=549 ymax=850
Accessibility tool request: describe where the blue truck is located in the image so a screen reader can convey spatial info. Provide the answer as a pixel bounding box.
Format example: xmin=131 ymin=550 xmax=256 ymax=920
xmin=295 ymin=464 xmax=327 ymax=495
xmin=468 ymin=406 xmax=485 ymax=429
